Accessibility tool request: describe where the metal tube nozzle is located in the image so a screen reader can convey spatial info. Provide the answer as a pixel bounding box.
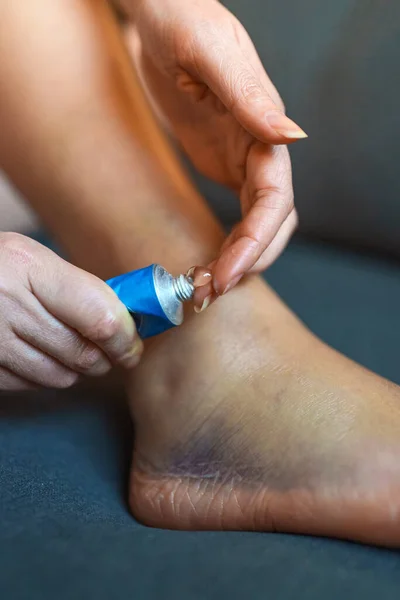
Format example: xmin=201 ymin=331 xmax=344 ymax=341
xmin=172 ymin=274 xmax=195 ymax=302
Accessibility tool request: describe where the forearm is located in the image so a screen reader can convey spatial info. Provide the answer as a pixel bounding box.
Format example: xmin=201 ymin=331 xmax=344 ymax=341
xmin=0 ymin=0 xmax=222 ymax=278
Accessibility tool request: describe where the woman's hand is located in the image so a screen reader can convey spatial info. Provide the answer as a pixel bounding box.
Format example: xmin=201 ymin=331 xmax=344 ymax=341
xmin=0 ymin=234 xmax=142 ymax=390
xmin=116 ymin=0 xmax=306 ymax=293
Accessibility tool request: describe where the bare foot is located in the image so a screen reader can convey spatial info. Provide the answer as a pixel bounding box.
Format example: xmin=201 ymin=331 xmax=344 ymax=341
xmin=128 ymin=276 xmax=400 ymax=547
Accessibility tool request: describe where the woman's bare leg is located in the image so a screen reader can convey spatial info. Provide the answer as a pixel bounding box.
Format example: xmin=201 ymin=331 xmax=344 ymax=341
xmin=0 ymin=0 xmax=223 ymax=277
xmin=1 ymin=0 xmax=400 ymax=547
xmin=0 ymin=175 xmax=37 ymax=233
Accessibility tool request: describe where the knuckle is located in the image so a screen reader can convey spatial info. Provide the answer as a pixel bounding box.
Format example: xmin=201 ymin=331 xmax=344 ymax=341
xmin=238 ymin=73 xmax=265 ymax=104
xmin=86 ymin=308 xmax=120 ymax=345
xmin=242 ymin=234 xmax=262 ymax=254
xmin=229 ymin=72 xmax=276 ymax=118
xmin=174 ymin=20 xmax=224 ymax=72
xmin=173 ymin=24 xmax=198 ymax=68
xmin=0 ymin=232 xmax=35 ymax=266
xmin=73 ymin=343 xmax=104 ymax=372
xmin=253 ymin=187 xmax=293 ymax=213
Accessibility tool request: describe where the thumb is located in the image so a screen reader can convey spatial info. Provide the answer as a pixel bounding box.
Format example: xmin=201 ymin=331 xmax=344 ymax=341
xmin=191 ymin=18 xmax=307 ymax=144
xmin=26 ymin=241 xmax=142 ymax=367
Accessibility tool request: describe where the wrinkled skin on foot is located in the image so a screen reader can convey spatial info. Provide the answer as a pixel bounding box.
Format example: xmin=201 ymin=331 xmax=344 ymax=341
xmin=127 ymin=277 xmax=400 ymax=547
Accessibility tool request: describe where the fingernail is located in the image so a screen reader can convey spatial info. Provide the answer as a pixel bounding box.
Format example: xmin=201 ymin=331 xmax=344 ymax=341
xmin=267 ymin=112 xmax=308 ymax=139
xmin=194 ymin=295 xmax=211 ymax=313
xmin=186 ymin=265 xmax=213 ymax=288
xmin=128 ymin=353 xmax=142 ymax=368
xmin=186 ymin=266 xmax=195 ymax=279
xmin=133 ymin=338 xmax=144 ymax=355
xmin=120 ymin=351 xmax=141 ymax=369
xmin=125 ymin=339 xmax=143 ymax=366
xmin=221 ymin=274 xmax=243 ymax=295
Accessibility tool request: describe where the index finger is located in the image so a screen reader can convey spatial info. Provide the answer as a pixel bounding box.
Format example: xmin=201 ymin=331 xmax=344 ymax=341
xmin=213 ymin=144 xmax=294 ymax=294
xmin=187 ymin=10 xmax=307 ymax=144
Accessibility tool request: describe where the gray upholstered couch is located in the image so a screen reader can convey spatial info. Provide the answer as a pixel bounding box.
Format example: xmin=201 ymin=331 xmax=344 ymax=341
xmin=1 ymin=1 xmax=399 ymax=597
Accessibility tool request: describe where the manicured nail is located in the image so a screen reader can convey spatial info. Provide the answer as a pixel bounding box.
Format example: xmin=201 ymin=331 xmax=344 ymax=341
xmin=222 ymin=274 xmax=243 ymax=295
xmin=267 ymin=112 xmax=308 ymax=139
xmin=128 ymin=353 xmax=142 ymax=368
xmin=124 ymin=338 xmax=143 ymax=365
xmin=194 ymin=295 xmax=211 ymax=313
xmin=186 ymin=265 xmax=212 ymax=288
xmin=186 ymin=266 xmax=195 ymax=279
xmin=133 ymin=335 xmax=144 ymax=351
xmin=121 ymin=351 xmax=142 ymax=369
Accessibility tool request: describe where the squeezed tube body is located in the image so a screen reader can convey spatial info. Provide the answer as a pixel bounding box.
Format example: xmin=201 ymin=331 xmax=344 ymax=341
xmin=106 ymin=264 xmax=194 ymax=338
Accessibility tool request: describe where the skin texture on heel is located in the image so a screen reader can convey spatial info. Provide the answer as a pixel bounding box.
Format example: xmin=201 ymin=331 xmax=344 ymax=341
xmin=128 ymin=277 xmax=400 ymax=547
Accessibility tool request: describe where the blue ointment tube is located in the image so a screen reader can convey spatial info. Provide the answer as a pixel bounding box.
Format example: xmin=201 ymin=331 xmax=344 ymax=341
xmin=106 ymin=264 xmax=194 ymax=339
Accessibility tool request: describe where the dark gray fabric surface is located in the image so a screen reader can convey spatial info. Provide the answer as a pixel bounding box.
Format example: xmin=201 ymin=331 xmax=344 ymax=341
xmin=197 ymin=0 xmax=400 ymax=257
xmin=1 ymin=239 xmax=399 ymax=600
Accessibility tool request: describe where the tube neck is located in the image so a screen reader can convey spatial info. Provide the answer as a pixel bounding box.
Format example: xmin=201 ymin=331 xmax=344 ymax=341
xmin=172 ymin=274 xmax=195 ymax=302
